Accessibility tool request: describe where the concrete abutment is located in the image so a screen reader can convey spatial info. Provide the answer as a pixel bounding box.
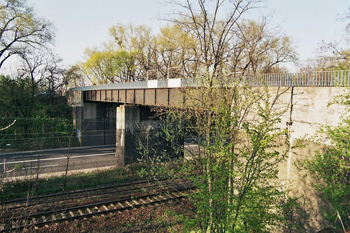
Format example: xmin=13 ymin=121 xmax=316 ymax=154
xmin=115 ymin=105 xmax=140 ymax=168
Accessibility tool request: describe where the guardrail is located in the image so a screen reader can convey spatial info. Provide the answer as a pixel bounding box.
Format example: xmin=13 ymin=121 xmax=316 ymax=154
xmin=241 ymin=70 xmax=350 ymax=87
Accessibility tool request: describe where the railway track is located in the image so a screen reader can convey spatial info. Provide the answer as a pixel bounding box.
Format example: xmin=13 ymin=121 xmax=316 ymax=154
xmin=3 ymin=179 xmax=153 ymax=209
xmin=0 ymin=179 xmax=194 ymax=232
xmin=3 ymin=177 xmax=192 ymax=210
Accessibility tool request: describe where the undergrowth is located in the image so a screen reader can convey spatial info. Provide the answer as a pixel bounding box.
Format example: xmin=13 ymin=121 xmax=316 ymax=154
xmin=0 ymin=163 xmax=145 ymax=201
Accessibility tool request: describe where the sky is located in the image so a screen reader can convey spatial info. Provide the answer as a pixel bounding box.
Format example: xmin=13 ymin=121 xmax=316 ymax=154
xmin=21 ymin=0 xmax=350 ymax=72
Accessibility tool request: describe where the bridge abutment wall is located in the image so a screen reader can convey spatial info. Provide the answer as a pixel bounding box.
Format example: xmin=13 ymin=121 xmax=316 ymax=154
xmin=267 ymin=86 xmax=348 ymax=139
xmin=260 ymin=86 xmax=348 ymax=230
xmin=115 ymin=105 xmax=141 ymax=168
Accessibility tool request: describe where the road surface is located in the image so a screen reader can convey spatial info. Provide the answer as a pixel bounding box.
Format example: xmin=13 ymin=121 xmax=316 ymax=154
xmin=0 ymin=142 xmax=200 ymax=180
xmin=0 ymin=145 xmax=116 ymax=179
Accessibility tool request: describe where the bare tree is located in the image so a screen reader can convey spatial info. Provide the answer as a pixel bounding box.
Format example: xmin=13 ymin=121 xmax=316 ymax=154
xmin=0 ymin=0 xmax=54 ymax=69
xmin=169 ymin=0 xmax=296 ymax=81
xmin=170 ymin=0 xmax=261 ymax=81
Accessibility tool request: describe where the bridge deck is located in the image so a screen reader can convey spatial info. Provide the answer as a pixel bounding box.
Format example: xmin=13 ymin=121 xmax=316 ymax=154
xmin=84 ymin=88 xmax=183 ymax=107
xmin=68 ymin=79 xmax=185 ymax=107
xmin=68 ymin=70 xmax=350 ymax=107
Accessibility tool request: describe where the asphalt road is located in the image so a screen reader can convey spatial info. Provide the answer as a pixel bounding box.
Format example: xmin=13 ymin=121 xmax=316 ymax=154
xmin=0 ymin=145 xmax=116 ymax=179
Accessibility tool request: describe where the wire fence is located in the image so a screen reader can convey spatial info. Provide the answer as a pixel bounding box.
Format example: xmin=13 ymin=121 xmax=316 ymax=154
xmin=240 ymin=70 xmax=350 ymax=87
xmin=0 ymin=117 xmax=79 ymax=151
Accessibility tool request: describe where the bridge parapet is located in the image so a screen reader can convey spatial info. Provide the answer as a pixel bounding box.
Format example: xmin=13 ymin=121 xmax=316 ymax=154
xmin=68 ymin=70 xmax=350 ymax=97
xmin=69 ymin=78 xmax=185 ymax=91
xmin=242 ymin=70 xmax=350 ymax=87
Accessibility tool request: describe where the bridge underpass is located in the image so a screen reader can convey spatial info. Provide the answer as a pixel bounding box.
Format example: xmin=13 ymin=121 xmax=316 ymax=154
xmin=68 ymin=78 xmax=185 ymax=167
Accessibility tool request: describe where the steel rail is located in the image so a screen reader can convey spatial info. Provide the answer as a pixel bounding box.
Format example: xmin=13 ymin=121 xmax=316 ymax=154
xmin=5 ymin=179 xmax=188 ymax=211
xmin=1 ymin=185 xmax=195 ymax=232
xmin=3 ymin=175 xmax=186 ymax=206
xmin=3 ymin=178 xmax=150 ymax=205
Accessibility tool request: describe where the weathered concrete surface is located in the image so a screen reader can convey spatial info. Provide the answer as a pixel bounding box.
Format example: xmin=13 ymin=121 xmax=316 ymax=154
xmin=67 ymin=90 xmax=84 ymax=107
xmin=277 ymin=87 xmax=347 ymax=139
xmin=116 ymin=106 xmax=140 ymax=168
xmin=269 ymin=87 xmax=348 ymax=231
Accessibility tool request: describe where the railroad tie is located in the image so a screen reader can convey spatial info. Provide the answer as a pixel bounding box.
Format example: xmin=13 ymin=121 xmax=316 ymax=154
xmin=125 ymin=201 xmax=133 ymax=208
xmin=78 ymin=209 xmax=87 ymax=220
xmin=171 ymin=193 xmax=180 ymax=198
xmin=162 ymin=193 xmax=171 ymax=201
xmin=69 ymin=211 xmax=75 ymax=217
xmin=51 ymin=214 xmax=59 ymax=225
xmin=114 ymin=203 xmax=122 ymax=213
xmin=32 ymin=218 xmax=39 ymax=230
xmin=150 ymin=197 xmax=159 ymax=206
xmin=132 ymin=200 xmax=139 ymax=205
xmin=99 ymin=205 xmax=108 ymax=217
xmin=42 ymin=216 xmax=49 ymax=228
xmin=78 ymin=209 xmax=84 ymax=216
xmin=11 ymin=220 xmax=16 ymax=230
xmin=178 ymin=192 xmax=185 ymax=196
xmin=86 ymin=208 xmax=92 ymax=214
xmin=110 ymin=203 xmax=121 ymax=213
xmin=139 ymin=198 xmax=146 ymax=204
xmin=117 ymin=203 xmax=124 ymax=208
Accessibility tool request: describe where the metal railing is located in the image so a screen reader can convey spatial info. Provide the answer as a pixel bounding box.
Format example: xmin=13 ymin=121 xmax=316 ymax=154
xmin=240 ymin=70 xmax=350 ymax=87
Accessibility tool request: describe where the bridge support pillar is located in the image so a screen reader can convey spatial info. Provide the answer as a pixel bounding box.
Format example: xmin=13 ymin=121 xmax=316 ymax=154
xmin=116 ymin=105 xmax=140 ymax=167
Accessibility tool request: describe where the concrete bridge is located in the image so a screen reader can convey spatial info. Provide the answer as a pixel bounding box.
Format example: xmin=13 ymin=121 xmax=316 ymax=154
xmin=67 ymin=71 xmax=350 ymax=167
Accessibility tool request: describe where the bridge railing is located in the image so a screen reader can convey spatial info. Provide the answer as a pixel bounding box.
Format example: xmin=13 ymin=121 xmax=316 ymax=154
xmin=240 ymin=70 xmax=350 ymax=87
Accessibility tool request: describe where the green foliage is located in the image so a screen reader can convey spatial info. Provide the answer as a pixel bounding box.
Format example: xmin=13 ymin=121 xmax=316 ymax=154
xmin=137 ymin=74 xmax=292 ymax=231
xmin=136 ymin=115 xmax=184 ymax=182
xmin=0 ymin=75 xmax=77 ymax=151
xmin=83 ymin=48 xmax=137 ymax=84
xmin=1 ymin=165 xmax=141 ymax=200
xmin=0 ymin=76 xmax=34 ymax=118
xmin=181 ymin=85 xmax=288 ymax=232
xmin=280 ymin=196 xmax=312 ymax=232
xmin=306 ymin=115 xmax=350 ymax=229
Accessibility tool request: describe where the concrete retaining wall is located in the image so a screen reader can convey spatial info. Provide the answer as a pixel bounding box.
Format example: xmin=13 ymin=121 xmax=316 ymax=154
xmin=269 ymin=87 xmax=348 ymax=231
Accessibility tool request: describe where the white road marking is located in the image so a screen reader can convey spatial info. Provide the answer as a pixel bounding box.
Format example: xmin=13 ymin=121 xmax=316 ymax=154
xmin=23 ymin=164 xmax=60 ymax=169
xmin=0 ymin=153 xmax=115 ymax=165
xmin=1 ymin=145 xmax=115 ymax=156
xmin=5 ymin=150 xmax=115 ymax=159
